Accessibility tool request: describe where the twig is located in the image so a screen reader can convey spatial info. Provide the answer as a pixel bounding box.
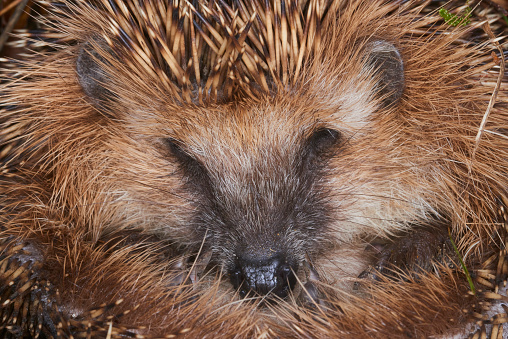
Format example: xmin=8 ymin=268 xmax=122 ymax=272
xmin=0 ymin=0 xmax=30 ymax=53
xmin=482 ymin=0 xmax=508 ymax=17
xmin=472 ymin=22 xmax=506 ymax=158
xmin=0 ymin=0 xmax=23 ymax=17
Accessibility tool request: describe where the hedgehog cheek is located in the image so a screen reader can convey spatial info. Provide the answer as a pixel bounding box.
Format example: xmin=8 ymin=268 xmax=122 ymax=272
xmin=362 ymin=40 xmax=405 ymax=107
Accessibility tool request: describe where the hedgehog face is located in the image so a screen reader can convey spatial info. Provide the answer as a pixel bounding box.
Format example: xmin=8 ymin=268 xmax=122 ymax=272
xmin=164 ymin=109 xmax=343 ymax=298
xmin=110 ymin=90 xmax=403 ymax=299
xmin=76 ymin=30 xmax=405 ymax=298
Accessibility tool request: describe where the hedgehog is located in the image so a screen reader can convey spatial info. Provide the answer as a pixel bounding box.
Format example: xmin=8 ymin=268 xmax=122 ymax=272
xmin=0 ymin=0 xmax=507 ymax=337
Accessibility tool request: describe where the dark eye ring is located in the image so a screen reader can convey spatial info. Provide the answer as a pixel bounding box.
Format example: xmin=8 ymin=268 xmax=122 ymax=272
xmin=307 ymin=128 xmax=341 ymax=154
xmin=164 ymin=138 xmax=189 ymax=161
xmin=163 ymin=138 xmax=208 ymax=177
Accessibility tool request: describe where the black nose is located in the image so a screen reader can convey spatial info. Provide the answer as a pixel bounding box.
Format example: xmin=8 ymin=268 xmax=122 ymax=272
xmin=229 ymin=253 xmax=297 ymax=299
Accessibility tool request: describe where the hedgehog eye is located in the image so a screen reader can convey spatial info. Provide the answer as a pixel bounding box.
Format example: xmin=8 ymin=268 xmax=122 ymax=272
xmin=307 ymin=128 xmax=341 ymax=154
xmin=164 ymin=138 xmax=208 ymax=181
xmin=165 ymin=138 xmax=190 ymax=161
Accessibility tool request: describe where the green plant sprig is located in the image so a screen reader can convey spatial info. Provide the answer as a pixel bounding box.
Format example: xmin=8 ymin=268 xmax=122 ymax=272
xmin=439 ymin=6 xmax=472 ymax=27
xmin=449 ymin=230 xmax=476 ymax=295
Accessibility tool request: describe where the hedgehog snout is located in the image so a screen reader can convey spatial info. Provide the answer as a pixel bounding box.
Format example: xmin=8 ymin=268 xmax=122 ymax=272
xmin=229 ymin=252 xmax=297 ymax=299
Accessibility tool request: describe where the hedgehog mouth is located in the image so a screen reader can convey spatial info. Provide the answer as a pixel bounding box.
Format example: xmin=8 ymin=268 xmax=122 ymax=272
xmin=170 ymin=250 xmax=325 ymax=304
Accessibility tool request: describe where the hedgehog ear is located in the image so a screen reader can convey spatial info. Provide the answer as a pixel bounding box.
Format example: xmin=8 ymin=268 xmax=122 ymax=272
xmin=362 ymin=40 xmax=405 ymax=107
xmin=76 ymin=42 xmax=114 ymax=108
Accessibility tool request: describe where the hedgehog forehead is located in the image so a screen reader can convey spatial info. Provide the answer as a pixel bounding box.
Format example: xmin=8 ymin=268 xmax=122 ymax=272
xmin=168 ymin=69 xmax=379 ymax=144
xmin=173 ymin=103 xmax=307 ymax=154
xmin=166 ymin=95 xmax=372 ymax=162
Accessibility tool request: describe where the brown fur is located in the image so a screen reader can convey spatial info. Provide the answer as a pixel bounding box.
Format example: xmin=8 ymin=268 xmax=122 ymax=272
xmin=0 ymin=0 xmax=507 ymax=337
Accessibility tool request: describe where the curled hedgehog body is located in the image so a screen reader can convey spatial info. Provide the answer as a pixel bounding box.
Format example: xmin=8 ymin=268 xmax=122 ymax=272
xmin=0 ymin=0 xmax=508 ymax=337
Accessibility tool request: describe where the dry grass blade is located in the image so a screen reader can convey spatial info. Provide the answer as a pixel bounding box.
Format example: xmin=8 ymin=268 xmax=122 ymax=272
xmin=472 ymin=22 xmax=506 ymax=158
